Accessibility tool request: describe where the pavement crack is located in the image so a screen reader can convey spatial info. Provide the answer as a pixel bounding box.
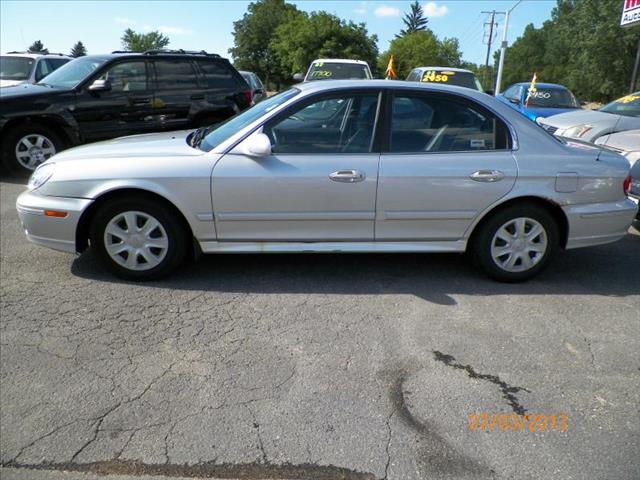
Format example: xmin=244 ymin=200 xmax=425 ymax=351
xmin=246 ymin=405 xmax=268 ymax=464
xmin=433 ymin=351 xmax=530 ymax=415
xmin=382 ymin=408 xmax=394 ymax=480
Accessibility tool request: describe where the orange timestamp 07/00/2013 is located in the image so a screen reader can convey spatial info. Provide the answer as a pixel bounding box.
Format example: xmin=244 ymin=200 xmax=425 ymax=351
xmin=468 ymin=412 xmax=568 ymax=432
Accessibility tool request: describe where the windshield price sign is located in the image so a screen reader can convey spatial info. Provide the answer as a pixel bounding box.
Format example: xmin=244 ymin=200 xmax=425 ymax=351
xmin=621 ymin=0 xmax=640 ymax=27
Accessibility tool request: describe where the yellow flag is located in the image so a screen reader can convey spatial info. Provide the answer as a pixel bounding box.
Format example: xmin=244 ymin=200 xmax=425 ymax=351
xmin=385 ymin=55 xmax=397 ymax=80
xmin=525 ymin=72 xmax=538 ymax=107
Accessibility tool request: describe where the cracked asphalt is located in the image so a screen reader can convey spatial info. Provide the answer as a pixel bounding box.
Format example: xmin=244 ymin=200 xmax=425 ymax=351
xmin=1 ymin=178 xmax=639 ymax=479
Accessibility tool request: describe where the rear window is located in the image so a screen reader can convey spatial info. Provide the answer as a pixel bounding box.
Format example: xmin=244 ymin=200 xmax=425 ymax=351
xmin=198 ymin=60 xmax=239 ymax=89
xmin=420 ymin=70 xmax=481 ymax=91
xmin=306 ymin=62 xmax=370 ymax=81
xmin=154 ymin=59 xmax=198 ymax=89
xmin=526 ymin=88 xmax=578 ymax=108
xmin=600 ymin=93 xmax=640 ymax=118
xmin=0 ymin=56 xmax=34 ymax=80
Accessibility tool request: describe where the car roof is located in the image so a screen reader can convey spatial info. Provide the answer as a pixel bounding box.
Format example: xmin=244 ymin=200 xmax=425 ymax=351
xmin=3 ymin=52 xmax=71 ymax=59
xmin=512 ymin=82 xmax=569 ymax=89
xmin=412 ymin=67 xmax=475 ymax=74
xmin=311 ymin=58 xmax=370 ymax=66
xmin=294 ymin=79 xmax=488 ymax=99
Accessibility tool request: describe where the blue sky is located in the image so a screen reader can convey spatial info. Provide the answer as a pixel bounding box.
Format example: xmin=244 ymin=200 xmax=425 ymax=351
xmin=1 ymin=1 xmax=555 ymax=65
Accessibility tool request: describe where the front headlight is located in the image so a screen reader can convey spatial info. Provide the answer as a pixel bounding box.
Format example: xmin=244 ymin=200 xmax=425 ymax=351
xmin=27 ymin=163 xmax=55 ymax=190
xmin=563 ymin=124 xmax=593 ymax=138
xmin=535 ymin=116 xmax=546 ymax=125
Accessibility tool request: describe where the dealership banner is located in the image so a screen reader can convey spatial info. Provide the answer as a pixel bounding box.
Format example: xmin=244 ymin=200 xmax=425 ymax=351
xmin=621 ymin=0 xmax=640 ymax=27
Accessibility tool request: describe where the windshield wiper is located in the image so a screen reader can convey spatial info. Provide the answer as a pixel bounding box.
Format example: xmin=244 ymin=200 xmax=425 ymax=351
xmin=189 ymin=126 xmax=209 ymax=149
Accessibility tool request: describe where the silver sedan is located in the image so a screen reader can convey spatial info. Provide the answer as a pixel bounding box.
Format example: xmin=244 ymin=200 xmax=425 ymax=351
xmin=16 ymin=80 xmax=638 ymax=282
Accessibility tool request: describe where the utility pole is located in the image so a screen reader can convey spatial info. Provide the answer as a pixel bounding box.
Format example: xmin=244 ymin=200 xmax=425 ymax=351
xmin=482 ymin=10 xmax=497 ymax=90
xmin=495 ymin=0 xmax=523 ymax=96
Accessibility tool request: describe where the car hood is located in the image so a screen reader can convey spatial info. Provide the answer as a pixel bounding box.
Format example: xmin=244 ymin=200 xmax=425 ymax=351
xmin=541 ymin=109 xmax=619 ymax=129
xmin=50 ymin=130 xmax=204 ymax=163
xmin=524 ymin=106 xmax=579 ymax=118
xmin=0 ymin=82 xmax=69 ymax=98
xmin=0 ymin=79 xmax=25 ymax=88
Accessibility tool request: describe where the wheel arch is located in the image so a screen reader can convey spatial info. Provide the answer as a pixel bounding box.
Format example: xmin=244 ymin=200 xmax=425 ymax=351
xmin=467 ymin=195 xmax=569 ymax=250
xmin=75 ymin=187 xmax=196 ymax=254
xmin=0 ymin=115 xmax=76 ymax=147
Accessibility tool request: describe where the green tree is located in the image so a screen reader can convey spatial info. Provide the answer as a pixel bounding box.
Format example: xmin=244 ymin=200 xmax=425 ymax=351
xmin=378 ymin=31 xmax=461 ymax=79
xmin=501 ymin=0 xmax=638 ymax=101
xmin=120 ymin=28 xmax=170 ymax=52
xmin=70 ymin=41 xmax=87 ymax=57
xmin=28 ymin=40 xmax=48 ymax=54
xmin=397 ymin=0 xmax=429 ymax=38
xmin=229 ymin=0 xmax=301 ymax=89
xmin=272 ymin=11 xmax=379 ymax=78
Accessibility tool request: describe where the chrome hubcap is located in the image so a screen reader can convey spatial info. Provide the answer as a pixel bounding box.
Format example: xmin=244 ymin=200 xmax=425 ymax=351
xmin=15 ymin=134 xmax=57 ymax=170
xmin=490 ymin=217 xmax=548 ymax=273
xmin=104 ymin=211 xmax=169 ymax=271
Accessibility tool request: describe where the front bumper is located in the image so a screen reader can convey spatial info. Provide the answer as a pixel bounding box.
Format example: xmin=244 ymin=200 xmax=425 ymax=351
xmin=563 ymin=198 xmax=638 ymax=249
xmin=16 ymin=190 xmax=92 ymax=254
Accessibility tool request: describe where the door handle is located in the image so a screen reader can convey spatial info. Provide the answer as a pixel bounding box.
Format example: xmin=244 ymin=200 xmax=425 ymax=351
xmin=329 ymin=170 xmax=365 ymax=183
xmin=470 ymin=170 xmax=505 ymax=182
xmin=130 ymin=96 xmax=151 ymax=106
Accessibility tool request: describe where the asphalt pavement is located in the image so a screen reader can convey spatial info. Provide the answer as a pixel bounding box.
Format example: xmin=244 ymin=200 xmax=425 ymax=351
xmin=1 ymin=178 xmax=639 ymax=479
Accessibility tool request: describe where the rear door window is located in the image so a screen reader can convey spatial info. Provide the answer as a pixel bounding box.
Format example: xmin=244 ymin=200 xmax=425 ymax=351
xmin=389 ymin=93 xmax=511 ymax=152
xmin=154 ymin=59 xmax=198 ymax=89
xmin=197 ymin=60 xmax=239 ymax=89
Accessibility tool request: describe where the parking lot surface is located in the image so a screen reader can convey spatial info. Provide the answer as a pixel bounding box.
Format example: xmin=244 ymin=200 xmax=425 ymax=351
xmin=1 ymin=178 xmax=639 ymax=480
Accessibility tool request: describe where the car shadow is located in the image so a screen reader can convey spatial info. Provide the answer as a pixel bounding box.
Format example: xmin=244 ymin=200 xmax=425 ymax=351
xmin=70 ymin=228 xmax=640 ymax=306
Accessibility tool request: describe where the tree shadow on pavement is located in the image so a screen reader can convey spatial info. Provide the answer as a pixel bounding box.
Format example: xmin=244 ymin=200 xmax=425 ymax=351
xmin=70 ymin=228 xmax=640 ymax=306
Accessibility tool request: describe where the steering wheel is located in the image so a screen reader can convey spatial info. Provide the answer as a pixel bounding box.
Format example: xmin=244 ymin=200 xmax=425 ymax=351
xmin=425 ymin=125 xmax=448 ymax=152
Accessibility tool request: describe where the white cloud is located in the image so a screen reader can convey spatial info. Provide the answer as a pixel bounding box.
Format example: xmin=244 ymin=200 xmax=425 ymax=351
xmin=158 ymin=26 xmax=193 ymax=35
xmin=114 ymin=17 xmax=136 ymax=25
xmin=423 ymin=2 xmax=448 ymax=18
xmin=374 ymin=5 xmax=400 ymax=17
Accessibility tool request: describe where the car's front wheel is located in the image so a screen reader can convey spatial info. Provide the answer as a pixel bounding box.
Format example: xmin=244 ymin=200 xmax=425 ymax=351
xmin=472 ymin=204 xmax=559 ymax=282
xmin=90 ymin=197 xmax=188 ymax=280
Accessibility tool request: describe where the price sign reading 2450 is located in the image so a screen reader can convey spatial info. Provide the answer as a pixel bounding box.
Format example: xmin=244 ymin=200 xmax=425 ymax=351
xmin=422 ymin=70 xmax=456 ymax=83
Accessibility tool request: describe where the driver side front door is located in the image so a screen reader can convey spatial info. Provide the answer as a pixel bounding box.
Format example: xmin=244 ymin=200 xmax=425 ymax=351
xmin=211 ymin=90 xmax=382 ymax=242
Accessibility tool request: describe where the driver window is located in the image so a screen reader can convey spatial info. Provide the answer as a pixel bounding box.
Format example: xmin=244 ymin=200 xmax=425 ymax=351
xmin=97 ymin=61 xmax=147 ymax=92
xmin=264 ymin=93 xmax=379 ymax=154
xmin=390 ymin=94 xmax=511 ymax=153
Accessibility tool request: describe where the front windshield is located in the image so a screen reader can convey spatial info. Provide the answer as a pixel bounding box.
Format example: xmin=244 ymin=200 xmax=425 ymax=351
xmin=306 ymin=62 xmax=370 ymax=81
xmin=600 ymin=93 xmax=640 ymax=117
xmin=526 ymin=88 xmax=578 ymax=108
xmin=37 ymin=56 xmax=109 ymax=88
xmin=420 ymin=70 xmax=481 ymax=91
xmin=0 ymin=56 xmax=35 ymax=80
xmin=198 ymin=88 xmax=300 ymax=151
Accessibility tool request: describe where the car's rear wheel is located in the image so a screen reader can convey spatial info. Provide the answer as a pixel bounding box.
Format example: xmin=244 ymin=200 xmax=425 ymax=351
xmin=472 ymin=204 xmax=559 ymax=282
xmin=2 ymin=123 xmax=64 ymax=175
xmin=90 ymin=197 xmax=188 ymax=280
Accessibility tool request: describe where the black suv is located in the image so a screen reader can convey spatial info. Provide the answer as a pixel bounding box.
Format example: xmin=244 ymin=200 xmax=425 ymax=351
xmin=0 ymin=50 xmax=253 ymax=174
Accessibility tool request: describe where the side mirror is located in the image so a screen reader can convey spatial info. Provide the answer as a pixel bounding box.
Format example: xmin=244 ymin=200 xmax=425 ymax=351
xmin=293 ymin=73 xmax=304 ymax=82
xmin=509 ymin=97 xmax=521 ymax=105
xmin=243 ymin=133 xmax=272 ymax=157
xmin=89 ymin=79 xmax=111 ymax=92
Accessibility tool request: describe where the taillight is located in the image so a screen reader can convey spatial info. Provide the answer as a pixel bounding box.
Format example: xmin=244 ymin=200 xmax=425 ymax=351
xmin=242 ymin=90 xmax=253 ymax=107
xmin=623 ymin=175 xmax=632 ymax=196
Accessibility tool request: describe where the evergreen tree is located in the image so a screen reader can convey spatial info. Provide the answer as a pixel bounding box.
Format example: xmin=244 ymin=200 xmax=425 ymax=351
xmin=397 ymin=1 xmax=429 ymax=38
xmin=28 ymin=40 xmax=48 ymax=54
xmin=70 ymin=41 xmax=87 ymax=57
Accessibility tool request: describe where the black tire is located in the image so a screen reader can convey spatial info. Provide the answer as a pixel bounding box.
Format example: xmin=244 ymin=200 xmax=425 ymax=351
xmin=89 ymin=196 xmax=188 ymax=280
xmin=1 ymin=123 xmax=65 ymax=176
xmin=471 ymin=204 xmax=559 ymax=282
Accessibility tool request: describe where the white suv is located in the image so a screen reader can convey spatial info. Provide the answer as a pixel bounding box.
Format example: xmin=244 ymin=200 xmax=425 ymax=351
xmin=0 ymin=52 xmax=72 ymax=88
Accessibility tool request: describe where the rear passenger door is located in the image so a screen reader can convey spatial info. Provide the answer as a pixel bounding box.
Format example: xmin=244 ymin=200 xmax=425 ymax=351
xmin=151 ymin=58 xmax=200 ymax=130
xmin=376 ymin=91 xmax=517 ymax=241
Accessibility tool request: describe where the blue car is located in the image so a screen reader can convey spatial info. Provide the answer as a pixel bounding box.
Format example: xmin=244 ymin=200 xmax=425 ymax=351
xmin=497 ymin=82 xmax=580 ymax=122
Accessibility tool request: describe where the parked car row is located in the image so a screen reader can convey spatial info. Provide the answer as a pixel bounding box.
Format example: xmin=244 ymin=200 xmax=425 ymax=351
xmin=0 ymin=51 xmax=71 ymax=88
xmin=0 ymin=50 xmax=256 ymax=174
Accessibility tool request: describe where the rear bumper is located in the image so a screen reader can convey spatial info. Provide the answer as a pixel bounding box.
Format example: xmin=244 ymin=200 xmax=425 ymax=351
xmin=16 ymin=190 xmax=92 ymax=254
xmin=564 ymin=198 xmax=638 ymax=249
